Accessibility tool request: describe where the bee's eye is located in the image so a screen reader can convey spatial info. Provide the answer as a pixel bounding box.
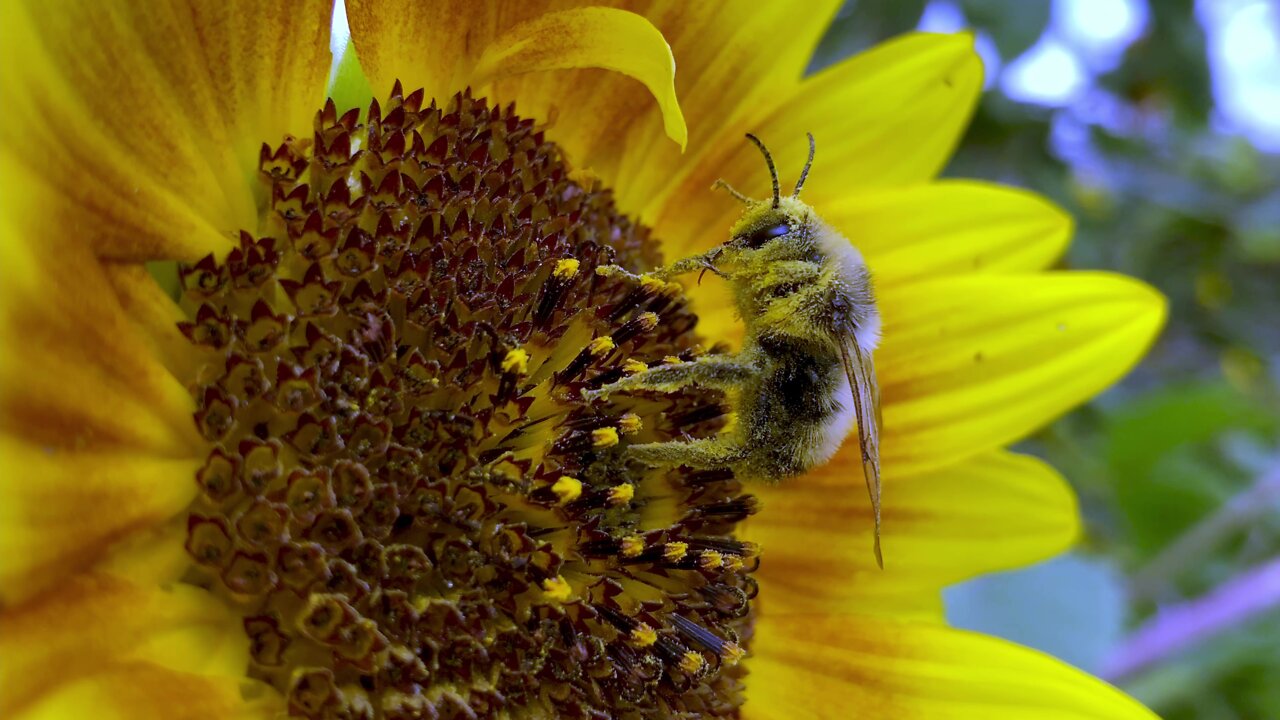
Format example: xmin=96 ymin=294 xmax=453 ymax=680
xmin=739 ymin=222 xmax=790 ymax=249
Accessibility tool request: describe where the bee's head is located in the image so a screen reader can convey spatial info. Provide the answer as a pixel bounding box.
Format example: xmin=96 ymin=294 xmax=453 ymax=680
xmin=710 ymin=133 xmax=818 ymax=267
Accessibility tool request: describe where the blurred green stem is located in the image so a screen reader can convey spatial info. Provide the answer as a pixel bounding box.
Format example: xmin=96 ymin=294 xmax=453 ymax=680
xmin=1128 ymin=462 xmax=1280 ymax=604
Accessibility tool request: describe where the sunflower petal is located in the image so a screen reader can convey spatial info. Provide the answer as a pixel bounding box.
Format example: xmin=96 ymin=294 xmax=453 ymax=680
xmin=0 ymin=0 xmax=331 ymax=260
xmin=746 ymin=614 xmax=1158 ymax=719
xmin=748 ymin=451 xmax=1078 ymax=614
xmin=878 ymin=273 xmax=1166 ymax=477
xmin=0 ymin=438 xmax=199 ymax=605
xmin=612 ymin=1 xmax=841 ymax=216
xmin=827 ymin=181 xmax=1073 ymax=284
xmin=0 ymin=574 xmax=253 ymax=717
xmin=17 ymin=663 xmax=274 ymax=720
xmin=0 ymin=211 xmax=202 ymax=455
xmin=104 ymin=263 xmax=207 ymax=385
xmin=651 ymin=32 xmax=983 ymax=255
xmin=474 ymin=7 xmax=686 ymax=150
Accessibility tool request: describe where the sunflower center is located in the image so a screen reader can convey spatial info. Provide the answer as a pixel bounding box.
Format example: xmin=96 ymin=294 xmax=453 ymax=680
xmin=177 ymin=84 xmax=757 ymax=718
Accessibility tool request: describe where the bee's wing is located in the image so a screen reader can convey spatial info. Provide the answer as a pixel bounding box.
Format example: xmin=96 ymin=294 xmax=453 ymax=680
xmin=840 ymin=333 xmax=883 ymax=568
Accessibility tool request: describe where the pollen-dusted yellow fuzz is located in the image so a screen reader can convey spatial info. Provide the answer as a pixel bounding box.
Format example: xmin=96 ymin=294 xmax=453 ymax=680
xmin=606 ymin=483 xmax=635 ymax=506
xmin=591 ymin=427 xmax=620 ymax=448
xmin=541 ymin=576 xmax=574 ymax=602
xmin=553 ymin=258 xmax=581 ymax=279
xmin=551 ymin=475 xmax=583 ymax=504
xmin=501 ymin=348 xmax=530 ymax=375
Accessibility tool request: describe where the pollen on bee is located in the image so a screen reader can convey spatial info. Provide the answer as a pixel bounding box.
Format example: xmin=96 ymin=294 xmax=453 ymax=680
xmin=554 ymin=258 xmax=581 ymax=279
xmin=541 ymin=575 xmax=573 ymax=602
xmin=591 ymin=427 xmax=619 ymax=448
xmin=606 ymin=483 xmax=635 ymax=506
xmin=501 ymin=348 xmax=530 ymax=375
xmin=629 ymin=623 xmax=658 ymax=648
xmin=551 ymin=475 xmax=583 ymax=504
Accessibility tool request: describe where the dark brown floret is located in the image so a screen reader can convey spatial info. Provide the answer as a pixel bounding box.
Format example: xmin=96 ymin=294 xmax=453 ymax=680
xmin=180 ymin=84 xmax=755 ymax=719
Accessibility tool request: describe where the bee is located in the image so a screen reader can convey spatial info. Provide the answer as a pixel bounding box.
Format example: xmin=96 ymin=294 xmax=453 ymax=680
xmin=589 ymin=133 xmax=884 ymax=566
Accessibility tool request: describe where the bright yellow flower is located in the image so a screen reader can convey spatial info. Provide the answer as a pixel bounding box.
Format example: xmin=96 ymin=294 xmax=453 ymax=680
xmin=0 ymin=2 xmax=1165 ymax=719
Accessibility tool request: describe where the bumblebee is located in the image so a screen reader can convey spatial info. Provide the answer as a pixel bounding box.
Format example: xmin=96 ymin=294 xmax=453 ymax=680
xmin=590 ymin=133 xmax=884 ymax=566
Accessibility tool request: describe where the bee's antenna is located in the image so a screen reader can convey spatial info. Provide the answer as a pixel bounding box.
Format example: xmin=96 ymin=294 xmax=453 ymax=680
xmin=794 ymin=132 xmax=816 ymax=197
xmin=744 ymin=133 xmax=780 ymax=208
xmin=711 ymin=179 xmax=751 ymax=205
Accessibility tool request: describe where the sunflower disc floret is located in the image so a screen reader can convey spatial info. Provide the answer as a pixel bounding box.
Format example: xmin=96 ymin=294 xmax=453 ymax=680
xmin=178 ymin=84 xmax=759 ymax=719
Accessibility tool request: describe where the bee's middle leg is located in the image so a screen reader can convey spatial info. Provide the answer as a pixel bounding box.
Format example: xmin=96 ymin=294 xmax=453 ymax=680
xmin=624 ymin=436 xmax=747 ymax=472
xmin=584 ymin=356 xmax=755 ymax=401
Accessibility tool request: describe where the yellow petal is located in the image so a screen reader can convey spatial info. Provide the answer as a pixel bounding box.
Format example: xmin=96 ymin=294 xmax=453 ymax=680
xmin=747 ymin=614 xmax=1158 ymax=720
xmin=612 ymin=1 xmax=842 ymax=216
xmin=0 ymin=0 xmax=332 ymax=261
xmin=0 ymin=438 xmax=199 ymax=605
xmin=0 ymin=211 xmax=201 ymax=456
xmin=1 ymin=574 xmax=255 ymax=717
xmin=17 ymin=663 xmax=275 ymax=720
xmin=474 ymin=7 xmax=686 ymax=150
xmin=749 ymin=451 xmax=1078 ymax=614
xmin=104 ymin=263 xmax=207 ymax=386
xmin=651 ymin=32 xmax=983 ymax=256
xmin=827 ymin=181 xmax=1073 ymax=285
xmin=879 ymin=273 xmax=1167 ymax=477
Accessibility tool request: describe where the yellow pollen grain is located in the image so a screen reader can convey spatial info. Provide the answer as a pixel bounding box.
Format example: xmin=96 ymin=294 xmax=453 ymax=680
xmin=618 ymin=413 xmax=642 ymax=434
xmin=589 ymin=335 xmax=616 ymax=356
xmin=662 ymin=355 xmax=683 ymax=365
xmin=664 ymin=542 xmax=689 ymax=562
xmin=637 ymin=311 xmax=659 ymax=330
xmin=500 ymin=348 xmax=529 ymax=375
xmin=622 ymin=359 xmax=648 ymax=375
xmin=699 ymin=551 xmax=724 ymax=570
xmin=591 ymin=427 xmax=619 ymax=448
xmin=607 ymin=483 xmax=635 ymax=506
xmin=542 ymin=576 xmax=573 ymax=602
xmin=630 ymin=623 xmax=658 ymax=647
xmin=722 ymin=642 xmax=746 ymax=666
xmin=620 ymin=535 xmax=645 ymax=558
xmin=725 ymin=555 xmax=745 ymax=571
xmin=551 ymin=476 xmax=583 ymax=504
xmin=553 ymin=258 xmax=580 ymax=279
xmin=679 ymin=651 xmax=705 ymax=674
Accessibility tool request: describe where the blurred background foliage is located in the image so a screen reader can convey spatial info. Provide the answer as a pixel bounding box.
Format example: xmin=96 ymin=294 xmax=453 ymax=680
xmin=815 ymin=1 xmax=1280 ymax=718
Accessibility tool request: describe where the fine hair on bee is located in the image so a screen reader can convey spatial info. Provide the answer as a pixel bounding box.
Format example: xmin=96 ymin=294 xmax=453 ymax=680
xmin=588 ymin=132 xmax=885 ymax=567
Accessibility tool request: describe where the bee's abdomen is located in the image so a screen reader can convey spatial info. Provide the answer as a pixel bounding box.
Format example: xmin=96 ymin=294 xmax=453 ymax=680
xmin=740 ymin=337 xmax=847 ymax=479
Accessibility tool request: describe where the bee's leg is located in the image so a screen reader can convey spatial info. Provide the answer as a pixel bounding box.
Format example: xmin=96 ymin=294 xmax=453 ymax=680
xmin=596 ymin=250 xmax=724 ymax=283
xmin=624 ymin=436 xmax=747 ymax=471
xmin=583 ymin=355 xmax=756 ymax=401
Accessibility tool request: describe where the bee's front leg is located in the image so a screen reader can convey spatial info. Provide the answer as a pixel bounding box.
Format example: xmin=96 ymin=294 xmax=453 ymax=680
xmin=596 ymin=249 xmax=725 ymax=284
xmin=582 ymin=355 xmax=756 ymax=403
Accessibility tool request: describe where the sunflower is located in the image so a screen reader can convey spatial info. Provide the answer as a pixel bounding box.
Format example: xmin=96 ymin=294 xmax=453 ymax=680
xmin=0 ymin=1 xmax=1165 ymax=718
